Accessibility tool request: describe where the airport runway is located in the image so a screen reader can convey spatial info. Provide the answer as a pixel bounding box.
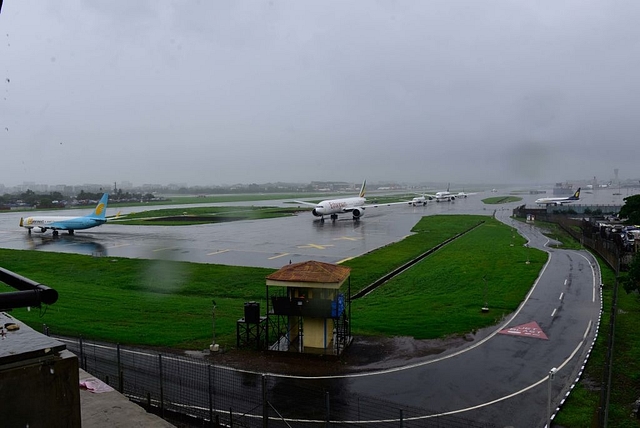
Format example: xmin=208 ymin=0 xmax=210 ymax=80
xmin=0 ymin=194 xmax=494 ymax=268
xmin=0 ymin=187 xmax=631 ymax=268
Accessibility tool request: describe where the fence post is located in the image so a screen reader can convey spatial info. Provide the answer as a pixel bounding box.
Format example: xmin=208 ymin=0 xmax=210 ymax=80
xmin=79 ymin=336 xmax=84 ymax=371
xmin=325 ymin=390 xmax=331 ymax=428
xmin=262 ymin=374 xmax=268 ymax=428
xmin=159 ymin=354 xmax=164 ymax=418
xmin=208 ymin=364 xmax=213 ymax=427
xmin=117 ymin=343 xmax=123 ymax=393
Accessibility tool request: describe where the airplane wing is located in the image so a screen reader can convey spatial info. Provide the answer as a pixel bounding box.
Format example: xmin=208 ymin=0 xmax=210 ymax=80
xmin=106 ymin=211 xmax=123 ymax=220
xmin=363 ymin=201 xmax=409 ymax=208
xmin=293 ymin=200 xmax=318 ymax=207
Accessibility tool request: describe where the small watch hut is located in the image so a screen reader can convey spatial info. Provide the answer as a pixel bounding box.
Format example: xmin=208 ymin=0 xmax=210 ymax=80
xmin=265 ymin=261 xmax=352 ymax=356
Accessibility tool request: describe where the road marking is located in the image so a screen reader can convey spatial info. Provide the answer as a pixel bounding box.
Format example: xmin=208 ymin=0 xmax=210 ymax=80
xmin=297 ymin=243 xmax=334 ymax=250
xmin=333 ymin=236 xmax=361 ymax=241
xmin=564 ymin=279 xmax=568 ymax=286
xmin=268 ymin=253 xmax=290 ymax=260
xmin=551 ymin=308 xmax=557 ymax=317
xmin=498 ymin=321 xmax=548 ymax=340
xmin=207 ymin=249 xmax=230 ymax=256
xmin=559 ymin=292 xmax=564 ymax=301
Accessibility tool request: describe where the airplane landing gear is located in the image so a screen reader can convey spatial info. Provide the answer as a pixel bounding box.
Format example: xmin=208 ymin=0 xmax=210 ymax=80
xmin=53 ymin=230 xmax=59 ymax=237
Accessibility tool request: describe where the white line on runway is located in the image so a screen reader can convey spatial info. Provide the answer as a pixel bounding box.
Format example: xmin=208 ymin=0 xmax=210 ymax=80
xmin=564 ymin=279 xmax=568 ymax=286
xmin=268 ymin=253 xmax=290 ymax=260
xmin=153 ymin=247 xmax=175 ymax=252
xmin=333 ymin=236 xmax=362 ymax=241
xmin=207 ymin=249 xmax=230 ymax=256
xmin=559 ymin=292 xmax=564 ymax=301
xmin=297 ymin=243 xmax=334 ymax=250
xmin=551 ymin=308 xmax=557 ymax=317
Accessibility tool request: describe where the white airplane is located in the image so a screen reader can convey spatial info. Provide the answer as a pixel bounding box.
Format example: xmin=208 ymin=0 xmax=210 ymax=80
xmin=19 ymin=193 xmax=117 ymax=236
xmin=535 ymin=188 xmax=581 ymax=206
xmin=295 ymin=180 xmax=403 ymax=221
xmin=409 ymin=194 xmax=429 ymax=206
xmin=423 ymin=185 xmax=477 ymax=203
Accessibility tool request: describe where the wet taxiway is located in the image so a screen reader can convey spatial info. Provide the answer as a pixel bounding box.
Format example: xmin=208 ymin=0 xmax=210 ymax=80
xmin=0 ymin=187 xmax=633 ymax=268
xmin=0 ymin=195 xmax=496 ymax=268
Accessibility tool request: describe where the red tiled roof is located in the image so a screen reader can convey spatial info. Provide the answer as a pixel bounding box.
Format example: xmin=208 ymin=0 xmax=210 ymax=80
xmin=266 ymin=260 xmax=351 ymax=284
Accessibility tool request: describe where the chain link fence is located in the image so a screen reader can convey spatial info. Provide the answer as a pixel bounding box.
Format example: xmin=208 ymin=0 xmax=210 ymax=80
xmin=53 ymin=334 xmax=494 ymax=428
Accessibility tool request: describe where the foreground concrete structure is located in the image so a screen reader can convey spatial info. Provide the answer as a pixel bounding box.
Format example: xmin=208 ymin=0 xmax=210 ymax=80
xmin=0 ymin=312 xmax=173 ymax=427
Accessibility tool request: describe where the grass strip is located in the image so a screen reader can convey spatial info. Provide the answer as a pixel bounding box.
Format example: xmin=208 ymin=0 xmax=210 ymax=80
xmin=116 ymin=206 xmax=301 ymax=226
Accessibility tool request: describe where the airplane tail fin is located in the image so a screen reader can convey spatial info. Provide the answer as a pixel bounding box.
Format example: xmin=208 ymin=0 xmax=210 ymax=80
xmin=89 ymin=193 xmax=109 ymax=218
xmin=572 ymin=188 xmax=581 ymax=199
xmin=359 ymin=180 xmax=366 ymax=198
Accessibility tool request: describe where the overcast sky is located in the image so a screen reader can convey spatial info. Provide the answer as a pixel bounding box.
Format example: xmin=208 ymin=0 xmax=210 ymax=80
xmin=2 ymin=1 xmax=640 ymax=188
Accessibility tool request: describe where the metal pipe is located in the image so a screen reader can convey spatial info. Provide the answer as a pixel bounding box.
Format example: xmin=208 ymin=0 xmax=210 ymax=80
xmin=0 ymin=267 xmax=58 ymax=309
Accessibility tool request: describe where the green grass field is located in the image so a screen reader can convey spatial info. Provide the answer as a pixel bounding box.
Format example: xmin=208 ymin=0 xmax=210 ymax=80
xmin=0 ymin=214 xmax=546 ymax=351
xmin=115 ymin=206 xmax=302 ymax=226
xmin=482 ymin=196 xmax=523 ymax=204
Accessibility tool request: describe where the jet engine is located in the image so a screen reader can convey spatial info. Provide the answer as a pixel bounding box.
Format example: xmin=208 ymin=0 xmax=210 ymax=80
xmin=352 ymin=208 xmax=363 ymax=218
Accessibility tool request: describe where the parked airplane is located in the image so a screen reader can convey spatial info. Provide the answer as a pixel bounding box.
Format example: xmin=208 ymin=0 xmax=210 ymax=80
xmin=295 ymin=180 xmax=403 ymax=221
xmin=19 ymin=193 xmax=115 ymax=236
xmin=534 ymin=188 xmax=581 ymax=206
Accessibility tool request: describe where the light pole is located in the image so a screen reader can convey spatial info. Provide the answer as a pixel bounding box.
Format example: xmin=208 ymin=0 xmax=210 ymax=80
xmin=210 ymin=300 xmax=219 ymax=352
xmin=548 ymin=367 xmax=557 ymax=427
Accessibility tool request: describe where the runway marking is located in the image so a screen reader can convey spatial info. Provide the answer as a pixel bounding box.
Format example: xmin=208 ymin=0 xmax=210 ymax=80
xmin=333 ymin=236 xmax=362 ymax=241
xmin=551 ymin=308 xmax=557 ymax=317
xmin=207 ymin=249 xmax=230 ymax=256
xmin=337 ymin=257 xmax=355 ymax=264
xmin=107 ymin=243 xmax=131 ymax=249
xmin=559 ymin=292 xmax=564 ymax=300
xmin=297 ymin=243 xmax=334 ymax=250
xmin=564 ymin=279 xmax=568 ymax=286
xmin=153 ymin=247 xmax=175 ymax=253
xmin=268 ymin=253 xmax=290 ymax=260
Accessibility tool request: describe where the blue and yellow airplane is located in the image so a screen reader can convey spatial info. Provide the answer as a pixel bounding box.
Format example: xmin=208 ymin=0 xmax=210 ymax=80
xmin=19 ymin=193 xmax=115 ymax=236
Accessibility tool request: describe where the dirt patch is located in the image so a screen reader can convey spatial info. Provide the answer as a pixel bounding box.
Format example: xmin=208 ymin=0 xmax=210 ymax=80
xmin=183 ymin=334 xmax=477 ymax=376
